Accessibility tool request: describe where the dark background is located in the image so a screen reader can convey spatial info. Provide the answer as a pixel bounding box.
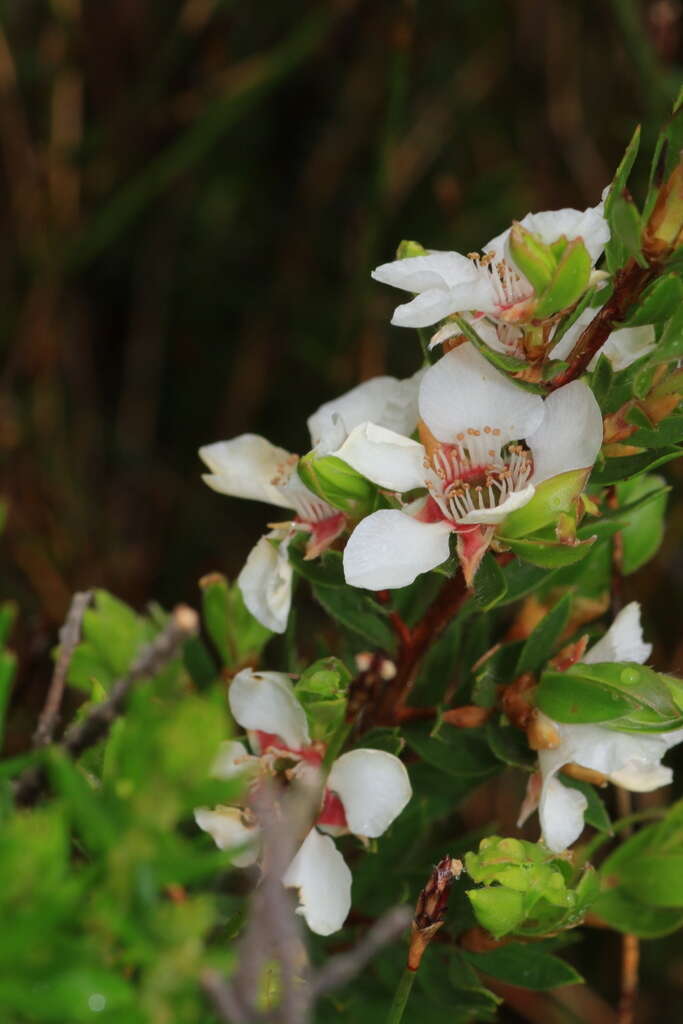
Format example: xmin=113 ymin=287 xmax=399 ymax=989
xmin=1 ymin=4 xmax=683 ymax=725
xmin=2 ymin=3 xmax=683 ymax=1018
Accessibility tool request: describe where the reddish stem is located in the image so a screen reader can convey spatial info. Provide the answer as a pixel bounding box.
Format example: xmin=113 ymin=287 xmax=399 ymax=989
xmin=548 ymin=258 xmax=656 ymax=390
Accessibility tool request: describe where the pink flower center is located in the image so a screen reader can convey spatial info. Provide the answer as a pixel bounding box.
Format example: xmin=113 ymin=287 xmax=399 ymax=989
xmin=316 ymin=789 xmax=348 ymax=829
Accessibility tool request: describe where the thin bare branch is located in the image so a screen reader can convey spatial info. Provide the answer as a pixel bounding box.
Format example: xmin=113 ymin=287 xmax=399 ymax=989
xmin=310 ymin=905 xmax=411 ymax=999
xmin=14 ymin=604 xmax=198 ymax=806
xmin=32 ymin=590 xmax=92 ymax=748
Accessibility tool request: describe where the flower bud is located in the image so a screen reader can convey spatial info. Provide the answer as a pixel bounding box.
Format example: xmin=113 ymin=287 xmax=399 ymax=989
xmin=509 ymin=223 xmax=557 ymax=293
xmin=396 ymin=239 xmax=428 ymax=259
xmin=297 ymin=454 xmax=377 ymax=517
xmin=644 ymin=159 xmax=683 ymax=259
xmin=533 ymin=238 xmax=592 ymax=319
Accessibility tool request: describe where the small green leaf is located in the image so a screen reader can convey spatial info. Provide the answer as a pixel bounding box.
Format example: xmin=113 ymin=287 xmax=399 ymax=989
xmin=592 ymin=888 xmax=683 ymax=938
xmin=289 ymin=546 xmax=345 ymax=587
xmin=312 ymin=583 xmax=396 ymax=652
xmin=516 ymin=593 xmax=572 ymax=675
xmin=509 ymin=223 xmax=557 ymax=292
xmin=462 ymin=944 xmax=583 ymax=990
xmin=609 ymin=194 xmax=647 ymax=269
xmin=498 ymin=534 xmax=596 ymax=569
xmin=467 ymin=887 xmax=526 ymax=939
xmin=616 ymin=855 xmax=683 ymax=907
xmin=625 ymin=273 xmax=683 ymax=326
xmin=647 ymin=304 xmax=683 ymax=366
xmin=474 ymin=553 xmax=508 ymax=610
xmin=297 ymin=453 xmax=377 ymax=515
xmin=605 ymin=124 xmax=641 ymax=222
xmin=537 ymin=661 xmax=679 ymax=725
xmin=590 ymin=447 xmax=683 ymax=486
xmin=617 ymin=474 xmax=668 ymax=573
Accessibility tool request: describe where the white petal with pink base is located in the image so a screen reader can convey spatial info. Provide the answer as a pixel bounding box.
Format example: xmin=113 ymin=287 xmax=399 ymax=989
xmin=228 ymin=669 xmax=310 ymax=750
xmin=327 ymin=748 xmax=413 ymax=838
xmin=528 ymin=604 xmax=683 ymax=852
xmin=282 ymin=827 xmax=353 ymax=936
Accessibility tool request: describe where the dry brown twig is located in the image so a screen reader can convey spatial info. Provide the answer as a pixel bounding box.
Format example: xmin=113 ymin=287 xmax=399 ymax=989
xmin=32 ymin=589 xmax=92 ymax=749
xmin=14 ymin=603 xmax=199 ymax=806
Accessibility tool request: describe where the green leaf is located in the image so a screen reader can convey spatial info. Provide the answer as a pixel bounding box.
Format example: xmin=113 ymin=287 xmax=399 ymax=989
xmin=617 ymin=474 xmax=668 ymax=573
xmin=624 ymin=273 xmax=683 ymax=326
xmin=474 ymin=553 xmax=508 ymax=610
xmin=589 ymin=354 xmax=614 ymax=410
xmin=67 ymin=589 xmax=159 ymax=693
xmin=590 ymin=447 xmax=683 ymax=486
xmin=628 ymin=416 xmax=683 ymax=448
xmin=605 ymin=124 xmax=641 ymax=222
xmin=403 ymin=722 xmax=499 ymax=782
xmin=486 ymin=717 xmax=536 ymax=769
xmin=452 ymin=315 xmax=543 ymax=392
xmin=289 ymin=546 xmax=345 ymax=587
xmin=516 ymin=592 xmax=572 ymax=675
xmin=609 ymin=194 xmax=647 ymax=269
xmin=0 ymin=601 xmax=16 ymax=649
xmin=297 ymin=453 xmax=378 ymax=515
xmin=312 ymin=582 xmax=396 ymax=652
xmin=200 ymin=574 xmax=272 ymax=668
xmin=616 ymin=855 xmax=683 ymax=907
xmin=537 ymin=662 xmax=680 ymax=725
xmin=498 ymin=534 xmax=595 ymax=569
xmin=647 ymin=304 xmax=683 ymax=365
xmin=509 ymin=223 xmax=557 ymax=292
xmin=591 ymin=887 xmax=683 ymax=938
xmin=295 ymin=656 xmax=351 ymax=742
xmin=462 ymin=944 xmax=583 ymax=990
xmin=354 ymin=726 xmax=404 ymax=755
xmin=0 ymin=650 xmax=16 ymax=751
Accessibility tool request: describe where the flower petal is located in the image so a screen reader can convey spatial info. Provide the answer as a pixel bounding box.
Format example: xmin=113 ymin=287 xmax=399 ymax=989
xmin=538 ymin=775 xmax=588 ymax=853
xmin=549 ymin=308 xmax=595 ymax=362
xmin=527 ymin=380 xmax=603 ymax=484
xmin=199 ymin=435 xmax=293 ymax=509
xmin=282 ymin=828 xmax=352 ymax=935
xmin=390 ymin=287 xmax=463 ymax=328
xmin=372 ymin=251 xmax=478 ymax=293
xmin=194 ymin=806 xmax=260 ymax=866
xmin=488 ymin=204 xmax=610 ymax=267
xmin=308 ymin=372 xmax=424 ymax=454
xmin=334 ymin=423 xmax=426 ymax=492
xmin=211 ymin=740 xmax=257 ymax=780
xmin=419 ymin=344 xmax=544 ymax=444
xmin=343 ymin=510 xmax=452 ymax=590
xmin=229 ymin=668 xmax=310 ymax=749
xmin=237 ymin=533 xmax=293 ymax=634
xmin=589 ymin=325 xmax=656 ymax=371
xmin=327 ymin=749 xmax=412 ymax=838
xmin=583 ymin=602 xmax=652 ymax=665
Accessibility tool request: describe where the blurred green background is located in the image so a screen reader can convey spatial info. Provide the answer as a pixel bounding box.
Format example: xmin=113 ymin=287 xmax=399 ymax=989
xmin=1 ymin=3 xmax=682 ymax=730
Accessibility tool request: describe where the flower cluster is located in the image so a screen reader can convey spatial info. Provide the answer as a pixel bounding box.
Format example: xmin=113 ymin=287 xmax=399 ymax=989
xmin=197 ymin=189 xmax=683 ymax=936
xmin=195 ymin=668 xmax=411 ymax=935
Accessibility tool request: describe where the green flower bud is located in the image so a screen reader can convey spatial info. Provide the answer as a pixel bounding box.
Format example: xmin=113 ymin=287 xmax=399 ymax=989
xmin=467 ymin=887 xmax=525 ymax=939
xmin=396 ymin=239 xmax=428 ymax=259
xmin=298 ymin=454 xmax=377 ymax=517
xmin=509 ymin=223 xmax=557 ymax=293
xmin=499 ymin=468 xmax=590 ymax=540
xmin=534 ymin=238 xmax=592 ymax=319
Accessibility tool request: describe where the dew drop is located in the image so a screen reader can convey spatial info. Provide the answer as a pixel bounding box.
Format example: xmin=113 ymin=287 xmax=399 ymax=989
xmin=88 ymin=994 xmax=106 ymax=1013
xmin=620 ymin=668 xmax=640 ymax=686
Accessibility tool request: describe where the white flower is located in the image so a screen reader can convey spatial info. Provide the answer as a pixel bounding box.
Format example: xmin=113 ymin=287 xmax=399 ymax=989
xmin=341 ymin=344 xmax=603 ymax=588
xmin=550 ymin=307 xmax=656 ymax=370
xmin=524 ymin=602 xmax=683 ymax=853
xmin=195 ymin=669 xmax=412 ymax=935
xmin=199 ymin=373 xmax=422 ymax=632
xmin=372 ymin=203 xmax=609 ymax=330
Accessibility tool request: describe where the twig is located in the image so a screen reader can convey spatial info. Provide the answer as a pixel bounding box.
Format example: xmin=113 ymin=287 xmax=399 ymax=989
xmin=311 ymin=906 xmax=412 ymax=998
xmin=14 ymin=604 xmax=198 ymax=806
xmin=368 ymin=570 xmax=468 ymax=726
xmin=615 ymin=788 xmax=639 ymax=1024
xmin=548 ymin=259 xmax=655 ymax=390
xmin=32 ymin=590 xmax=92 ymax=748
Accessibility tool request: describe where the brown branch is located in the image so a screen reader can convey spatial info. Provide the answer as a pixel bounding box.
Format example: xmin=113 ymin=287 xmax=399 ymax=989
xmin=368 ymin=570 xmax=468 ymax=727
xmin=14 ymin=604 xmax=198 ymax=806
xmin=32 ymin=590 xmax=92 ymax=748
xmin=311 ymin=906 xmax=412 ymax=998
xmin=548 ymin=258 xmax=656 ymax=390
